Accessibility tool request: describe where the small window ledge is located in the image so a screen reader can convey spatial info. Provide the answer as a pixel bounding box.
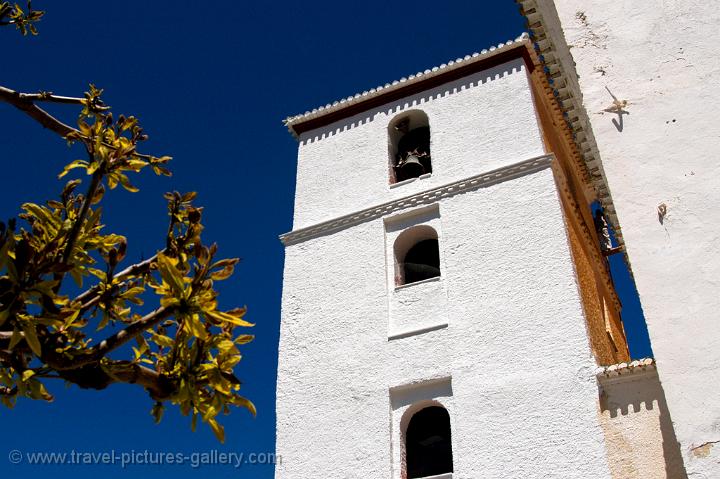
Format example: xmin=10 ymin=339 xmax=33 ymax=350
xmin=395 ymin=275 xmax=441 ymax=291
xmin=414 ymin=474 xmax=453 ymax=479
xmin=389 ymin=172 xmax=432 ymax=189
xmin=388 ymin=322 xmax=448 ymax=341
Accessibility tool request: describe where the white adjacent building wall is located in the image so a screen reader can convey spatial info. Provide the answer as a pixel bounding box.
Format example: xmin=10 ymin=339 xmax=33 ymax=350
xmin=276 ymin=55 xmax=615 ymax=478
xmin=526 ymin=1 xmax=720 ymax=476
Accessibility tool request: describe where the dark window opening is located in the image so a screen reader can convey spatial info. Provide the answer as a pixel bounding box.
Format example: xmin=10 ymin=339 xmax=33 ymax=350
xmin=402 ymin=239 xmax=440 ymax=285
xmin=389 ymin=112 xmax=432 ymax=184
xmin=406 ymin=406 xmax=453 ymax=479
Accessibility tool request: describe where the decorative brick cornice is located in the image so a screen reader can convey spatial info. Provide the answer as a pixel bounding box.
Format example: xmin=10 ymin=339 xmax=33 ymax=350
xmin=280 ymin=154 xmax=554 ymax=246
xmin=552 ymin=163 xmax=622 ymax=311
xmin=516 ymin=0 xmax=626 ymax=253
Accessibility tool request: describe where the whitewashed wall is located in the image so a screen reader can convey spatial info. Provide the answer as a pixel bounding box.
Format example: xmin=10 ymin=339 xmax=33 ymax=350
xmin=277 ymin=168 xmax=613 ymax=478
xmin=534 ymin=1 xmax=720 ymax=476
xmin=277 ymin=58 xmax=618 ymax=478
xmin=292 ymin=58 xmax=545 ymax=229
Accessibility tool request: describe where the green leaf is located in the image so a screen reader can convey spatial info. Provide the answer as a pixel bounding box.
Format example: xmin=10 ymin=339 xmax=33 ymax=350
xmin=27 ymin=379 xmax=53 ymax=401
xmin=0 ymin=307 xmax=10 ymax=327
xmin=8 ymin=328 xmax=22 ymax=350
xmin=21 ymin=322 xmax=41 ymax=357
xmin=151 ymin=401 xmax=164 ymax=424
xmin=70 ymin=268 xmax=83 ymax=288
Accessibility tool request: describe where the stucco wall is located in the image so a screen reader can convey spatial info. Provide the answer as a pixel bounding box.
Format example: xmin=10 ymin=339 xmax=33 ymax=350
xmin=598 ymin=367 xmax=686 ymax=478
xmin=532 ymin=1 xmax=720 ymax=476
xmin=292 ymin=58 xmax=546 ymax=229
xmin=276 ymin=166 xmax=614 ymax=478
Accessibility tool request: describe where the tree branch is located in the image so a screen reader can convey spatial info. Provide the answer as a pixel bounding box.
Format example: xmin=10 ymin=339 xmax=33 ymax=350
xmin=91 ymin=306 xmax=174 ymax=360
xmin=73 ymin=252 xmax=160 ymax=308
xmin=0 ymin=85 xmax=156 ymax=161
xmin=56 ymin=360 xmax=176 ymax=400
xmin=105 ymin=361 xmax=176 ymax=400
xmin=48 ymin=306 xmax=175 ymax=371
xmin=0 ymin=85 xmax=76 ymax=137
xmin=0 ymin=386 xmax=17 ymax=396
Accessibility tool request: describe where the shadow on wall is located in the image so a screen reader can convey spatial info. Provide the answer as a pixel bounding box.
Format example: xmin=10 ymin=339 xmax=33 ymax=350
xmin=298 ymin=60 xmax=524 ymax=145
xmin=598 ymin=370 xmax=687 ymax=478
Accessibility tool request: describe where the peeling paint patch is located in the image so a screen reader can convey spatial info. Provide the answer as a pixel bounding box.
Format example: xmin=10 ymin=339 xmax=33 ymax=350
xmin=691 ymin=441 xmax=719 ymax=458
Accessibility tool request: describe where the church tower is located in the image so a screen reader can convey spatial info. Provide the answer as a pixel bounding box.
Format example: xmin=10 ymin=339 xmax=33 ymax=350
xmin=276 ymin=35 xmax=631 ymax=478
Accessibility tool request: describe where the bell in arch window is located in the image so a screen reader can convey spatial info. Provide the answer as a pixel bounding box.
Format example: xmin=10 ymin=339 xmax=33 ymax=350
xmin=389 ymin=111 xmax=432 ymax=184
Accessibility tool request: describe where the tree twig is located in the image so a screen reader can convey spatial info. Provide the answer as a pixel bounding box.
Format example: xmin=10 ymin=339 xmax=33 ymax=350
xmin=60 ymin=167 xmax=102 ymax=265
xmin=73 ymin=252 xmax=160 ymax=306
xmin=17 ymin=92 xmax=87 ymax=105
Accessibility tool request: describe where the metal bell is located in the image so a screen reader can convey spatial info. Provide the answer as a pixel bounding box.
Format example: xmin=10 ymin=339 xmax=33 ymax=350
xmin=400 ymin=154 xmax=425 ymax=178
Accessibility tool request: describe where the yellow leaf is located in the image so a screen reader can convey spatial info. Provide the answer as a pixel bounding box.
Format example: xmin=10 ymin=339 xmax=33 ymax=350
xmin=234 ymin=334 xmax=254 ymax=345
xmin=205 ymin=310 xmax=254 ymax=328
xmin=57 ymin=159 xmax=89 ymax=179
xmin=210 ymin=264 xmax=234 ymax=281
xmin=118 ymin=174 xmax=139 ymax=193
xmin=152 ymin=333 xmax=174 ymax=348
xmin=207 ymin=418 xmax=225 ymax=443
xmin=156 ymin=254 xmax=185 ymax=297
xmin=230 ymin=395 xmax=257 ymax=417
xmin=216 ymin=339 xmax=235 ymax=353
xmin=86 ymin=161 xmax=100 ymax=175
xmin=61 ymin=308 xmax=81 ymax=329
xmin=185 ymin=313 xmax=207 ymax=340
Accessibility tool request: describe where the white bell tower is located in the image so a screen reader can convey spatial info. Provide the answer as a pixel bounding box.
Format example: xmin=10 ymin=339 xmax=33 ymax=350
xmin=275 ymin=36 xmax=629 ymax=478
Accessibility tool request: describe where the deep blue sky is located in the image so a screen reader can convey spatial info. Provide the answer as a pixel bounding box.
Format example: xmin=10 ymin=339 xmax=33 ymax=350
xmin=0 ymin=1 xmax=651 ymax=477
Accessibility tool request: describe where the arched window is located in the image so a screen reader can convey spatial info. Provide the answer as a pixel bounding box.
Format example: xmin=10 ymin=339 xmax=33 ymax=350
xmin=394 ymin=225 xmax=441 ymax=286
xmin=406 ymin=406 xmax=453 ymax=478
xmin=388 ymin=111 xmax=432 ymax=184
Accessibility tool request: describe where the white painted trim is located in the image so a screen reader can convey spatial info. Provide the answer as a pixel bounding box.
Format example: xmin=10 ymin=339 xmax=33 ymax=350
xmin=394 ymin=275 xmax=441 ymax=291
xmin=280 ymin=154 xmax=555 ymax=246
xmin=389 ymin=172 xmax=432 ymax=189
xmin=388 ymin=322 xmax=448 ymax=341
xmin=595 ymin=358 xmax=657 ymax=385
